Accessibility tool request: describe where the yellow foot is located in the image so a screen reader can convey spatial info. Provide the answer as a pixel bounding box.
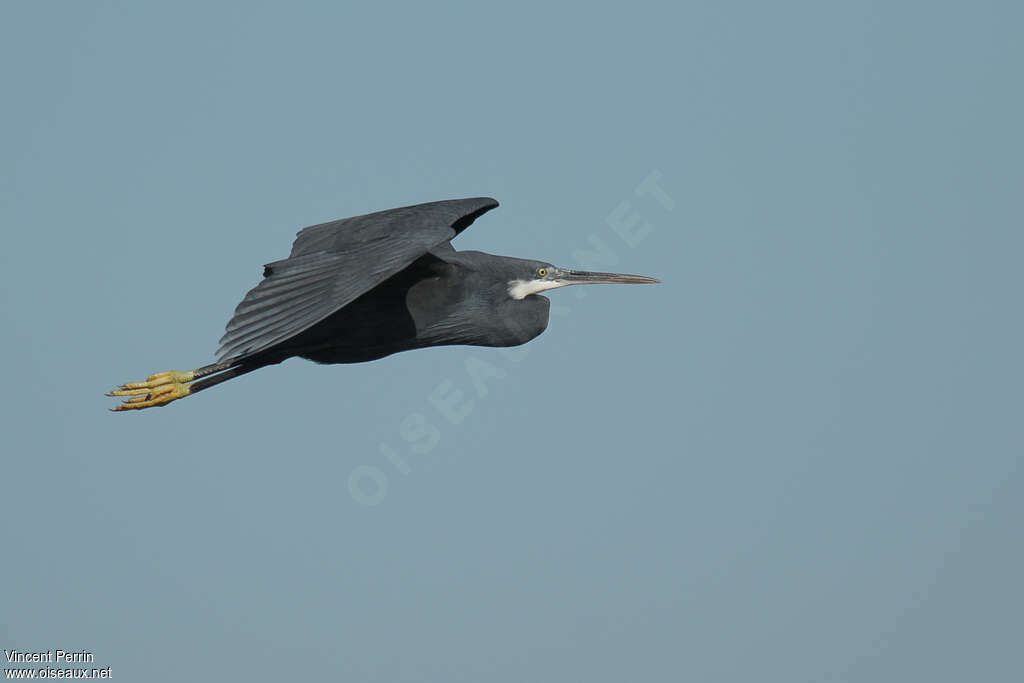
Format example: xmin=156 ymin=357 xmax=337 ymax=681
xmin=107 ymin=370 xmax=195 ymax=411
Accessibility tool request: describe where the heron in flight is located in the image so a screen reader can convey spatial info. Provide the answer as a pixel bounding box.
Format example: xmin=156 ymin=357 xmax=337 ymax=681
xmin=109 ymin=198 xmax=659 ymax=411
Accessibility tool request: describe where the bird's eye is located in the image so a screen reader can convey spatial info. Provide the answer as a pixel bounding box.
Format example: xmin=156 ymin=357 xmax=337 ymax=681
xmin=537 ymin=267 xmax=548 ymax=277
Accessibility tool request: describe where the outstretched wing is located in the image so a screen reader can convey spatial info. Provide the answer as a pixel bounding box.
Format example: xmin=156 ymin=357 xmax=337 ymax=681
xmin=216 ymin=197 xmax=498 ymax=361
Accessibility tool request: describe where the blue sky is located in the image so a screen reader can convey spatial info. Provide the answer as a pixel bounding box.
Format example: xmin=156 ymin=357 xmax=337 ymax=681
xmin=2 ymin=2 xmax=1022 ymax=681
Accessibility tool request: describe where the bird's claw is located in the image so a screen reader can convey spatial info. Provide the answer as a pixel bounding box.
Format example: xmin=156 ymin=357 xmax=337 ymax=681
xmin=107 ymin=370 xmax=194 ymax=411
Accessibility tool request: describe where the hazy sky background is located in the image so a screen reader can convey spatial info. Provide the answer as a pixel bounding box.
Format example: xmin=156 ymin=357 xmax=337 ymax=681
xmin=2 ymin=1 xmax=1021 ymax=681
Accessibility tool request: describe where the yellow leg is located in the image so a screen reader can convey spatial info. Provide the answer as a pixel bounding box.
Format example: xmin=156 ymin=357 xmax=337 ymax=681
xmin=107 ymin=370 xmax=195 ymax=411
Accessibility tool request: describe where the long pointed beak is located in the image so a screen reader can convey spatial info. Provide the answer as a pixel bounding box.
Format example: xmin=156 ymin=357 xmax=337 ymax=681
xmin=558 ymin=269 xmax=660 ymax=286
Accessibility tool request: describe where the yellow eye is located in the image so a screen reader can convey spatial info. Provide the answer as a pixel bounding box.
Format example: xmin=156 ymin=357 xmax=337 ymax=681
xmin=537 ymin=267 xmax=548 ymax=277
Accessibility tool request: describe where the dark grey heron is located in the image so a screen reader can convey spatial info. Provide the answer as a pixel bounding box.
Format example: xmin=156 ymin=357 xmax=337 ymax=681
xmin=109 ymin=198 xmax=659 ymax=411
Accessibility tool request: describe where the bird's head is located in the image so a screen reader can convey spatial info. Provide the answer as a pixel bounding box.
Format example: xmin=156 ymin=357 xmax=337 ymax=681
xmin=506 ymin=261 xmax=660 ymax=300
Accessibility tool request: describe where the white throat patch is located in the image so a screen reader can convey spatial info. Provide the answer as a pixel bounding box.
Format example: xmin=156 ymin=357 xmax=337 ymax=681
xmin=507 ymin=279 xmax=568 ymax=300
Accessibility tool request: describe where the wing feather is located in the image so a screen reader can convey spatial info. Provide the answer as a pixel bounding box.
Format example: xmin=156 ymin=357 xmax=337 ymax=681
xmin=287 ymin=197 xmax=498 ymax=257
xmin=216 ymin=197 xmax=498 ymax=361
